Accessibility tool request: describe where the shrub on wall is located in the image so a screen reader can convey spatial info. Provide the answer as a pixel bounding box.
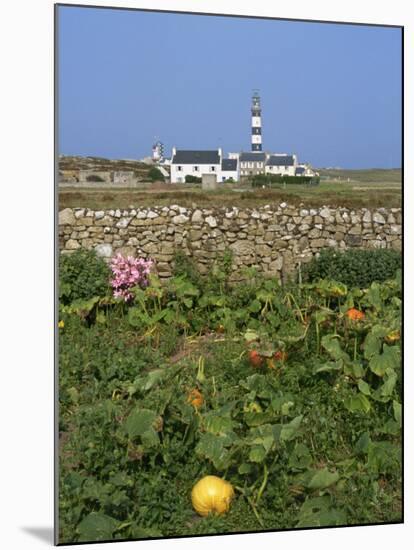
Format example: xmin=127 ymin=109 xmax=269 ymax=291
xmin=148 ymin=167 xmax=165 ymax=182
xmin=251 ymin=174 xmax=319 ymax=186
xmin=59 ymin=249 xmax=111 ymax=305
xmin=185 ymin=175 xmax=202 ymax=183
xmin=86 ymin=174 xmax=105 ymax=182
xmin=302 ymin=248 xmax=402 ymax=288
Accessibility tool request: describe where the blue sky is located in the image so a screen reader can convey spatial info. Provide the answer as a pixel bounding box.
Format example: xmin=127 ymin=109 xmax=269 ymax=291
xmin=57 ymin=6 xmax=402 ymax=168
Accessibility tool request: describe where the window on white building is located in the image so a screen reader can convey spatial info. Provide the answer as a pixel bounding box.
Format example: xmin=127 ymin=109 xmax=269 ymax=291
xmin=210 ymin=166 xmax=215 ymax=172
xmin=194 ymin=166 xmax=199 ymax=171
xmin=177 ymin=166 xmax=182 ymax=171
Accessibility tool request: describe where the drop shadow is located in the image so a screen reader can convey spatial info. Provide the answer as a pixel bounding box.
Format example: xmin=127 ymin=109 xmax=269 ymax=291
xmin=21 ymin=526 xmax=54 ymax=544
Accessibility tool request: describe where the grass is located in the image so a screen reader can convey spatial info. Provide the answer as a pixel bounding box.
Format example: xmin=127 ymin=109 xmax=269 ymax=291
xmin=59 ymin=179 xmax=401 ymax=210
xmin=318 ymin=168 xmax=402 ymax=184
xmin=58 ymin=158 xmax=401 ymax=210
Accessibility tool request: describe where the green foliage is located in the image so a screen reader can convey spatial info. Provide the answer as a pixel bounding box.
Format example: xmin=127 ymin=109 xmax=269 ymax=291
xmin=303 ymin=248 xmax=401 ymax=288
xmin=251 ymin=174 xmax=319 ymax=186
xmin=148 ymin=167 xmax=165 ymax=182
xmin=58 ymin=268 xmax=401 ymax=543
xmin=172 ymin=250 xmax=203 ymax=288
xmin=86 ymin=174 xmax=105 ymax=182
xmin=59 ymin=249 xmax=110 ymax=305
xmin=184 ymin=175 xmax=202 ymax=183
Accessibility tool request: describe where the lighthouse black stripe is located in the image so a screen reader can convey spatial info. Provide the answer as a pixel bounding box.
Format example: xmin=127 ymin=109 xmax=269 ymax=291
xmin=252 ymin=127 xmax=261 ymax=135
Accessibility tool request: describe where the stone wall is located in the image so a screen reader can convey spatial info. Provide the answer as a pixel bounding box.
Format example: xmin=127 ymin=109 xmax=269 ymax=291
xmin=58 ymin=204 xmax=402 ymax=281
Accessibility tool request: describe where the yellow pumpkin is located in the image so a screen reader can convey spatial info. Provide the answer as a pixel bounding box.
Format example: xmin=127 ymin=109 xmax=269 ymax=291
xmin=385 ymin=330 xmax=400 ymax=343
xmin=191 ymin=475 xmax=234 ymax=516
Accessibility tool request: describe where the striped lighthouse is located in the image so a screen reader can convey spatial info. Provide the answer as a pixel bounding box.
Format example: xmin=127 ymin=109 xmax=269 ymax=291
xmin=251 ymin=90 xmax=262 ymax=152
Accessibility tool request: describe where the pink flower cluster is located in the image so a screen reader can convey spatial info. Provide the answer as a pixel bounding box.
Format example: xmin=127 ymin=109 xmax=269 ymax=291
xmin=110 ymin=253 xmax=154 ymax=302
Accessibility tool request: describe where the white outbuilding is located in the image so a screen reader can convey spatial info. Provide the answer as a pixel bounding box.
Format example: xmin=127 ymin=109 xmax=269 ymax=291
xmin=170 ymin=148 xmax=222 ymax=183
xmin=265 ymin=154 xmax=297 ymax=176
xmin=170 ymin=148 xmax=239 ymax=183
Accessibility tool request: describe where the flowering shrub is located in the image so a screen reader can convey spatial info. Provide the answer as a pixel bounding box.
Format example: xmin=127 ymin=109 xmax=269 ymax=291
xmin=110 ymin=254 xmax=154 ymax=302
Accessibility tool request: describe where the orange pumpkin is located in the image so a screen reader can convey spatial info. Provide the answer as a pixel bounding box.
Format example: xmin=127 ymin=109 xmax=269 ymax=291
xmin=346 ymin=308 xmax=365 ymax=321
xmin=248 ymin=349 xmax=264 ymax=368
xmin=187 ymin=388 xmax=204 ymax=409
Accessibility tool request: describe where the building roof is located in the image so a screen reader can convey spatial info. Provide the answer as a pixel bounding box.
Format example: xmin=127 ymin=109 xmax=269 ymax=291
xmin=266 ymin=155 xmax=295 ymax=166
xmin=172 ymin=150 xmax=220 ymax=165
xmin=295 ymin=166 xmax=305 ymax=175
xmin=239 ymin=152 xmax=266 ymax=162
xmin=221 ymin=159 xmax=238 ymax=171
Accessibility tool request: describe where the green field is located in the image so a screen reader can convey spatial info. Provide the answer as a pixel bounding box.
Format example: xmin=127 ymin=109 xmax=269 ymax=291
xmin=58 ymin=157 xmax=401 ymax=210
xmin=59 ymin=176 xmax=401 ymax=212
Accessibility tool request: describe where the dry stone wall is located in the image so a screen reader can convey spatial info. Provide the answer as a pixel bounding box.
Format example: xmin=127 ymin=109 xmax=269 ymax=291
xmin=58 ymin=203 xmax=402 ymax=281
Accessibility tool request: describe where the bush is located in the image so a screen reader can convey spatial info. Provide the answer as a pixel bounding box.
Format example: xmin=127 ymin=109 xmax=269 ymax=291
xmin=251 ymin=174 xmax=318 ymax=186
xmin=59 ymin=249 xmax=111 ymax=304
xmin=86 ymin=174 xmax=105 ymax=182
xmin=148 ymin=167 xmax=165 ymax=182
xmin=185 ymin=175 xmax=202 ymax=183
xmin=303 ymin=248 xmax=402 ymax=288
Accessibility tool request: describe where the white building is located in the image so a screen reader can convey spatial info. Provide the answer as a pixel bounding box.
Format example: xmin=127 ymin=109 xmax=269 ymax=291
xmin=221 ymin=158 xmax=239 ymax=181
xmin=239 ymin=152 xmax=266 ymax=177
xmin=170 ymin=148 xmax=221 ymax=183
xmin=295 ymin=164 xmax=318 ymax=177
xmin=170 ymin=148 xmax=239 ymax=183
xmin=265 ymin=154 xmax=297 ymax=176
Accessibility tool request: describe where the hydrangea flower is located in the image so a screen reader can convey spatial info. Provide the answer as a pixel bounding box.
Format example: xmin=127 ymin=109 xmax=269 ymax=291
xmin=110 ymin=253 xmax=154 ymax=302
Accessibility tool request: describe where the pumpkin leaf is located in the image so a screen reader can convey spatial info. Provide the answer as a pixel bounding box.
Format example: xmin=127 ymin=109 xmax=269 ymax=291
xmin=307 ymin=468 xmax=340 ymax=490
xmin=249 ymin=445 xmax=267 ymax=463
xmin=364 ymin=282 xmax=383 ymax=311
xmin=369 ymin=345 xmax=400 ymax=377
xmin=195 ymin=432 xmax=234 ymax=470
xmin=393 ymin=400 xmax=402 ymax=427
xmin=244 ymin=411 xmax=275 ymax=427
xmin=357 ymin=380 xmax=371 ymax=396
xmin=204 ymin=411 xmax=235 ymax=435
xmin=238 ymin=463 xmax=252 ymax=475
xmin=321 ymin=335 xmax=350 ymax=362
xmin=354 ymin=431 xmax=371 ymax=455
xmin=280 ymin=415 xmax=303 ymax=442
xmin=313 ymin=360 xmax=343 ymax=374
xmin=344 ymin=361 xmax=365 ymax=379
xmin=77 ymin=512 xmax=119 ymax=542
xmin=344 ymin=393 xmax=371 ymax=414
xmin=363 ymin=331 xmax=382 ymax=359
xmin=125 ymin=408 xmax=159 ymax=444
xmin=288 ymin=443 xmax=313 ymax=471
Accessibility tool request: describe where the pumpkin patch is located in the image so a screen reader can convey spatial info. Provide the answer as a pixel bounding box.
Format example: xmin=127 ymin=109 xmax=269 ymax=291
xmin=59 ymin=264 xmax=402 ymax=542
